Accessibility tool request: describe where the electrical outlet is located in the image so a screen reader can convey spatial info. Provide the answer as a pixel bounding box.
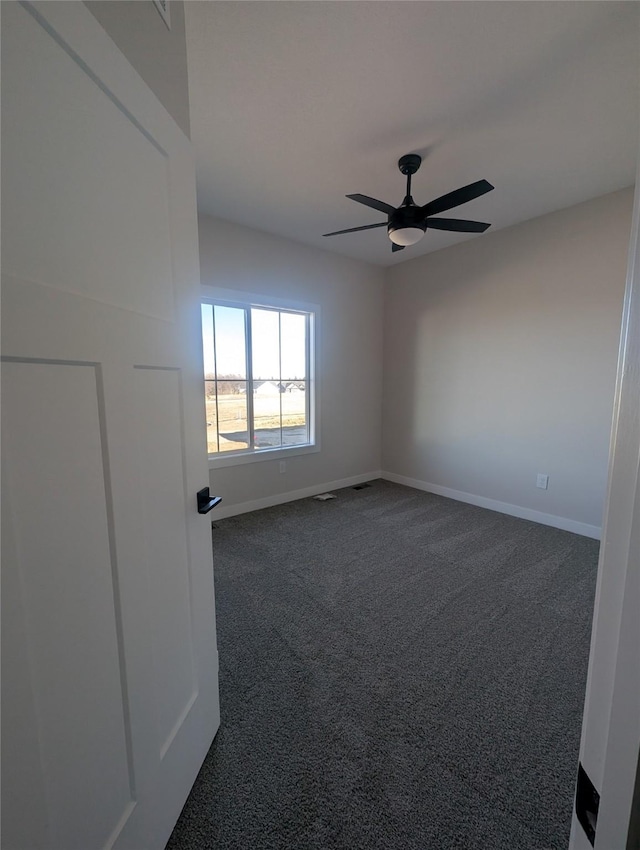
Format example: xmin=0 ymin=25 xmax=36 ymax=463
xmin=279 ymin=461 xmax=287 ymax=474
xmin=536 ymin=473 xmax=549 ymax=490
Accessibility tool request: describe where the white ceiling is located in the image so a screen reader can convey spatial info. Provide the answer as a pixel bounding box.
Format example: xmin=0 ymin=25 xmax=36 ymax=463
xmin=185 ymin=1 xmax=639 ymax=267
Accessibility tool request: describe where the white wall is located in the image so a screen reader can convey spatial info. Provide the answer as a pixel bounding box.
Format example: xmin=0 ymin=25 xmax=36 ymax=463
xmin=382 ymin=188 xmax=633 ymax=536
xmin=198 ymin=215 xmax=384 ymax=514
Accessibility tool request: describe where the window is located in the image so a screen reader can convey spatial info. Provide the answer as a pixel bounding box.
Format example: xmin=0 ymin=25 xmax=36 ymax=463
xmin=201 ymin=297 xmax=315 ymax=462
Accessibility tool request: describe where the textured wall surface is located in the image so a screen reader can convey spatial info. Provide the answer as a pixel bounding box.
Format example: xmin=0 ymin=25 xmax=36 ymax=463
xmin=383 ymin=188 xmax=633 ymax=530
xmin=198 ymin=214 xmax=384 ymax=511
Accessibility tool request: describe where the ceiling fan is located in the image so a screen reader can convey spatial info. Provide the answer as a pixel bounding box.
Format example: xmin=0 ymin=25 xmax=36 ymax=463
xmin=323 ymin=154 xmax=494 ymax=253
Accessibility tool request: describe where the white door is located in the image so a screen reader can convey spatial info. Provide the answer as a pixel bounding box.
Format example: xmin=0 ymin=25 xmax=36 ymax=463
xmin=1 ymin=3 xmax=220 ymax=849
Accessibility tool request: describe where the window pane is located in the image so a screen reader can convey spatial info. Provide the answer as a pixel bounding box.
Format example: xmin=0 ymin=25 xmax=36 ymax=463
xmin=205 ymin=379 xmax=218 ymax=454
xmin=251 ymin=308 xmax=280 ymax=381
xmin=214 ymin=305 xmax=246 ymax=379
xmin=202 ymin=304 xmax=215 ymax=379
xmin=253 ymin=379 xmax=282 ymax=449
xmin=281 ymin=312 xmax=307 ymax=446
xmin=281 ymin=380 xmax=308 ymax=446
xmin=280 ymin=311 xmax=306 ymax=380
xmin=216 ymin=381 xmax=249 ymax=452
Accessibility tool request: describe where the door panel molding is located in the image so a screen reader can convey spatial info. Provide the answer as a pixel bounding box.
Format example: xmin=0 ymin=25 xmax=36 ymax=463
xmin=1 ymin=358 xmax=136 ymax=849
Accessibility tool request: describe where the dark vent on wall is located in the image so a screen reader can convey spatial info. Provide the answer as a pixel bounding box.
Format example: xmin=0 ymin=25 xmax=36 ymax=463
xmin=152 ymin=0 xmax=171 ymax=30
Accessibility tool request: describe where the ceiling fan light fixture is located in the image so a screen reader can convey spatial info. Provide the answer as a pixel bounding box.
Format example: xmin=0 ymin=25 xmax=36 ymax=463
xmin=388 ymin=225 xmax=425 ymax=246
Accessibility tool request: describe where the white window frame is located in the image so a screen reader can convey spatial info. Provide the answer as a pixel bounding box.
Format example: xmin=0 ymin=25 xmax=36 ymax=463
xmin=201 ymin=287 xmax=320 ymax=470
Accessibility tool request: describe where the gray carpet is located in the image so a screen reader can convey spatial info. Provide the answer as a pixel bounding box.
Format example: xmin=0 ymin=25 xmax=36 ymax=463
xmin=167 ymin=480 xmax=598 ymax=850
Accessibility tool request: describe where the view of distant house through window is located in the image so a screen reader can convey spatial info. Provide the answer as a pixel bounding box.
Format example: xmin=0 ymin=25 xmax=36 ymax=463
xmin=201 ymin=300 xmax=314 ymax=457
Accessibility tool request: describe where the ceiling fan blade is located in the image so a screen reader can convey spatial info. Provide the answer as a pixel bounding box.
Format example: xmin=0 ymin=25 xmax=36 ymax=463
xmin=421 ymin=180 xmax=494 ymax=217
xmin=323 ymin=221 xmax=387 ymax=238
xmin=346 ymin=194 xmax=396 ymax=216
xmin=426 ymin=217 xmax=491 ymax=233
xmin=392 ymin=243 xmax=405 ymax=253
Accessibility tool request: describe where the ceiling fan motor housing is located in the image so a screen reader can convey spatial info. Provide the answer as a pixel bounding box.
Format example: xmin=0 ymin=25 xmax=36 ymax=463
xmin=388 ymin=204 xmax=427 ymax=243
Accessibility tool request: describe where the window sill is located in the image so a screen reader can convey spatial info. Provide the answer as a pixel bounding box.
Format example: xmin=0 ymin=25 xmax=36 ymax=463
xmin=208 ymin=442 xmax=320 ymax=470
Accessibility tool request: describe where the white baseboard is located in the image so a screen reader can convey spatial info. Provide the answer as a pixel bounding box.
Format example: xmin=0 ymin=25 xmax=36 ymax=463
xmin=211 ymin=471 xmax=383 ymax=520
xmin=211 ymin=469 xmax=602 ymax=539
xmin=381 ymin=471 xmax=602 ymax=540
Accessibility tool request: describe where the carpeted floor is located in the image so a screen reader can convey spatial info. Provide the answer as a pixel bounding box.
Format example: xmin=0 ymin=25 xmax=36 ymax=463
xmin=167 ymin=480 xmax=598 ymax=850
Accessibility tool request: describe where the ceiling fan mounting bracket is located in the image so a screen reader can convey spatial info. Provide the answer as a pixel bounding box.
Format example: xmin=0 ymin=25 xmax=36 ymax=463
xmin=398 ymin=154 xmax=422 ymax=176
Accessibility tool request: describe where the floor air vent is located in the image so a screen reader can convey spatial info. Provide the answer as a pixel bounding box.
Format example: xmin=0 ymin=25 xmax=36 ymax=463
xmin=575 ymin=762 xmax=599 ymax=846
xmin=353 ymin=482 xmax=372 ymax=490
